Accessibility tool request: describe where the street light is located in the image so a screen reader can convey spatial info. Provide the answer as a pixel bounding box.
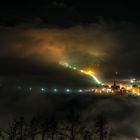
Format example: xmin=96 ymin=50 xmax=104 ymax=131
xmin=53 ymin=88 xmax=58 ymax=92
xmin=66 ymin=89 xmax=70 ymax=92
xmin=29 ymin=87 xmax=32 ymax=91
xmin=41 ymin=88 xmax=45 ymax=92
xmin=78 ymin=89 xmax=83 ymax=92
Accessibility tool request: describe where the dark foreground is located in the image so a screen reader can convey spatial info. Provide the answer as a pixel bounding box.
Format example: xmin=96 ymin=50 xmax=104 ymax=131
xmin=0 ymin=90 xmax=140 ymax=140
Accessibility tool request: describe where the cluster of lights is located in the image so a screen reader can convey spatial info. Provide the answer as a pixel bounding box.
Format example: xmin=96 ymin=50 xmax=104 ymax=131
xmin=14 ymin=84 xmax=140 ymax=96
xmin=59 ymin=61 xmax=102 ymax=85
xmin=130 ymin=78 xmax=136 ymax=84
xmin=16 ymin=86 xmax=96 ymax=94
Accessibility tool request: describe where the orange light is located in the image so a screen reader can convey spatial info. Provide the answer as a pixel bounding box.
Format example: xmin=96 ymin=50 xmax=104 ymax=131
xmin=80 ymin=70 xmax=84 ymax=73
xmin=87 ymin=70 xmax=93 ymax=75
xmin=84 ymin=70 xmax=95 ymax=75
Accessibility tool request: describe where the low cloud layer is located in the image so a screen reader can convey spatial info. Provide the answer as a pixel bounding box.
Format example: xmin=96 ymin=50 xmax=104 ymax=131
xmin=0 ymin=90 xmax=140 ymax=140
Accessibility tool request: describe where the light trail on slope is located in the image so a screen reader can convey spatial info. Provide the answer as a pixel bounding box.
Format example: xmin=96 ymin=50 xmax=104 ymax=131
xmin=59 ymin=62 xmax=103 ymax=85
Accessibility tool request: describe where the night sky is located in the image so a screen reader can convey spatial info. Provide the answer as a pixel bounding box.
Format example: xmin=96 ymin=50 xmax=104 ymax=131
xmin=0 ymin=1 xmax=140 ymax=26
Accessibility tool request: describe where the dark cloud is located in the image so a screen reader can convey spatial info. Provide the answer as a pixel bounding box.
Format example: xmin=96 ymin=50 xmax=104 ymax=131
xmin=0 ymin=22 xmax=140 ymax=78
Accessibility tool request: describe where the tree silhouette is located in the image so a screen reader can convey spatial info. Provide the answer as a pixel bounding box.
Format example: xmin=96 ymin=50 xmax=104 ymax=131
xmin=0 ymin=114 xmax=118 ymax=140
xmin=94 ymin=115 xmax=108 ymax=140
xmin=0 ymin=128 xmax=5 ymax=140
xmin=81 ymin=128 xmax=93 ymax=140
xmin=16 ymin=117 xmax=27 ymax=140
xmin=28 ymin=117 xmax=39 ymax=140
xmin=7 ymin=119 xmax=21 ymax=140
xmin=56 ymin=108 xmax=85 ymax=140
xmin=39 ymin=116 xmax=58 ymax=140
xmin=1 ymin=117 xmax=27 ymax=140
xmin=108 ymin=128 xmax=117 ymax=140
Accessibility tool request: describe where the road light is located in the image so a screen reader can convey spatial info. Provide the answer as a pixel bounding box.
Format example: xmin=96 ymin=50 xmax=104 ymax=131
xmin=29 ymin=87 xmax=32 ymax=91
xmin=41 ymin=88 xmax=45 ymax=92
xmin=66 ymin=89 xmax=70 ymax=92
xmin=78 ymin=89 xmax=83 ymax=92
xmin=53 ymin=88 xmax=58 ymax=92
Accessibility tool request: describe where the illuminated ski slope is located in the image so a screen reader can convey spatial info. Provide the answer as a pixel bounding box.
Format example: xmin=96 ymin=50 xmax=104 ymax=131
xmin=59 ymin=62 xmax=102 ymax=85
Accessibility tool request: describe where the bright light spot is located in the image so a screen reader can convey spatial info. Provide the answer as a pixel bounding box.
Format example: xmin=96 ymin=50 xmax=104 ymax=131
xmin=78 ymin=89 xmax=83 ymax=92
xmin=59 ymin=61 xmax=69 ymax=67
xmin=66 ymin=89 xmax=70 ymax=92
xmin=73 ymin=67 xmax=76 ymax=70
xmin=126 ymin=85 xmax=132 ymax=90
xmin=91 ymin=75 xmax=101 ymax=84
xmin=41 ymin=88 xmax=45 ymax=92
xmin=91 ymin=89 xmax=94 ymax=91
xmin=102 ymin=88 xmax=105 ymax=91
xmin=59 ymin=61 xmax=103 ymax=85
xmin=130 ymin=78 xmax=136 ymax=83
xmin=53 ymin=88 xmax=57 ymax=92
xmin=29 ymin=87 xmax=32 ymax=91
xmin=86 ymin=70 xmax=93 ymax=75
